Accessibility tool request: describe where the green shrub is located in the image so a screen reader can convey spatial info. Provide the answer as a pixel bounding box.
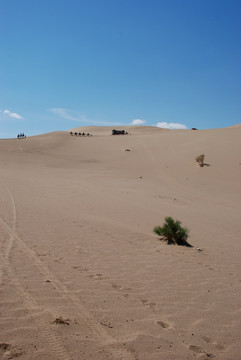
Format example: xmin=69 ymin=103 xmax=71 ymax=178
xmin=153 ymin=217 xmax=192 ymax=247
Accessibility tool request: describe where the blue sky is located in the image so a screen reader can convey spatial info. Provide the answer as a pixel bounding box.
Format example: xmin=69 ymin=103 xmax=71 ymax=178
xmin=0 ymin=0 xmax=240 ymax=138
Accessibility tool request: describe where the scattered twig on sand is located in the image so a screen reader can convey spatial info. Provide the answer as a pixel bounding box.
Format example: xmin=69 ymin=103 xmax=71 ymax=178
xmin=100 ymin=321 xmax=113 ymax=328
xmin=0 ymin=343 xmax=11 ymax=351
xmin=51 ymin=316 xmax=70 ymax=325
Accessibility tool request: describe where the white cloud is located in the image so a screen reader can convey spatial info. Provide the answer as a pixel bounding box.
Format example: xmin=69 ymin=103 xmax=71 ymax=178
xmin=156 ymin=122 xmax=187 ymax=129
xmin=50 ymin=108 xmax=122 ymax=126
xmin=9 ymin=112 xmax=23 ymax=119
xmin=1 ymin=109 xmax=23 ymax=119
xmin=131 ymin=118 xmax=146 ymax=125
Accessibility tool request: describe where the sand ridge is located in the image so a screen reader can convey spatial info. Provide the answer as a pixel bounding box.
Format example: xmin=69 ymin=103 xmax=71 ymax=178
xmin=0 ymin=126 xmax=240 ymax=359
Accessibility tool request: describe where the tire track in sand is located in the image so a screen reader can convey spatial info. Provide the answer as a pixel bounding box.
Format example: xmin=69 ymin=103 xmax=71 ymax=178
xmin=0 ymin=181 xmax=17 ymax=290
xmin=0 ymin=182 xmax=72 ymax=360
xmin=0 ymin=183 xmax=136 ymax=360
xmin=1 ymin=182 xmax=17 ymax=260
xmin=0 ymin=251 xmax=72 ymax=360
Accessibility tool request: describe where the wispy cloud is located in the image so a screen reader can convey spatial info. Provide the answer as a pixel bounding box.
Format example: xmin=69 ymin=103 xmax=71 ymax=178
xmin=50 ymin=108 xmax=87 ymax=122
xmin=50 ymin=108 xmax=122 ymax=126
xmin=131 ymin=118 xmax=146 ymax=125
xmin=0 ymin=109 xmax=23 ymax=119
xmin=156 ymin=122 xmax=187 ymax=130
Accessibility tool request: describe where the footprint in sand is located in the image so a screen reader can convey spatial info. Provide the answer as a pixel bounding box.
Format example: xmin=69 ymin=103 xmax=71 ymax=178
xmin=89 ymin=273 xmax=106 ymax=280
xmin=202 ymin=336 xmax=225 ymax=350
xmin=123 ymin=293 xmax=129 ymax=298
xmin=202 ymin=336 xmax=217 ymax=345
xmin=111 ymin=282 xmax=122 ymax=290
xmin=189 ymin=344 xmax=214 ymax=358
xmin=141 ymin=299 xmax=158 ymax=313
xmin=0 ymin=343 xmax=24 ymax=359
xmin=189 ymin=345 xmax=205 ymax=354
xmin=111 ymin=283 xmax=131 ymax=293
xmin=54 ymin=257 xmax=65 ymax=263
xmin=72 ymin=266 xmax=88 ymax=272
xmin=157 ymin=321 xmax=170 ymax=329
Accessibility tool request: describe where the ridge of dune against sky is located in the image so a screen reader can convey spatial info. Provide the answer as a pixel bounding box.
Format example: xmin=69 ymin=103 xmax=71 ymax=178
xmin=0 ymin=0 xmax=241 ymax=138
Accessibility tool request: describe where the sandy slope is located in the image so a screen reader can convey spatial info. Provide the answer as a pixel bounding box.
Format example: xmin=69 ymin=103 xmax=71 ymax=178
xmin=0 ymin=126 xmax=240 ymax=360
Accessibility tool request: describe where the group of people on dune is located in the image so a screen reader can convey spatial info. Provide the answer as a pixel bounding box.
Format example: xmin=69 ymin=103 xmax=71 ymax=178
xmin=17 ymin=133 xmax=26 ymax=138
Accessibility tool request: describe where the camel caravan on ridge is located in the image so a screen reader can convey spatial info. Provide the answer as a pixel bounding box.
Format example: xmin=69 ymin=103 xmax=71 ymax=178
xmin=70 ymin=132 xmax=92 ymax=136
xmin=70 ymin=129 xmax=129 ymax=137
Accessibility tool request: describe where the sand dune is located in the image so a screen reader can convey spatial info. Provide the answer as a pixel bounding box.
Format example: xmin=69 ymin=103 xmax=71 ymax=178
xmin=0 ymin=126 xmax=240 ymax=359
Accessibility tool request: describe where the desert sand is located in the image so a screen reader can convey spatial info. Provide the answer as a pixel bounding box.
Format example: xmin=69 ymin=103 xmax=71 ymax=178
xmin=0 ymin=125 xmax=240 ymax=360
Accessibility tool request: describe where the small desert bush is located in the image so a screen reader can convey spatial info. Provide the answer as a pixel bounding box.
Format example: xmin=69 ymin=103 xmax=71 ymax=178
xmin=196 ymin=154 xmax=205 ymax=167
xmin=153 ymin=217 xmax=192 ymax=247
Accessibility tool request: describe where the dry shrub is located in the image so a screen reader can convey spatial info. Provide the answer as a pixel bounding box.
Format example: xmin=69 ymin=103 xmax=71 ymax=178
xmin=196 ymin=154 xmax=205 ymax=167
